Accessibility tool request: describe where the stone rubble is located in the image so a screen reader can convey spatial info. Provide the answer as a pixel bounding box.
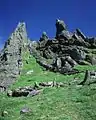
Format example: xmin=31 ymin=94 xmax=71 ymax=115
xmin=29 ymin=19 xmax=96 ymax=74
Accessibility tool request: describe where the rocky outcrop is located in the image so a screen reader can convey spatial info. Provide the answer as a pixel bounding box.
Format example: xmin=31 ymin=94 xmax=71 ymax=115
xmin=0 ymin=19 xmax=96 ymax=90
xmin=29 ymin=19 xmax=96 ymax=74
xmin=0 ymin=22 xmax=28 ymax=89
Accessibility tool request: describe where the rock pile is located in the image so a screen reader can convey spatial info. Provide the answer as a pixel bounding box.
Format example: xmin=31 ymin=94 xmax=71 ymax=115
xmin=0 ymin=19 xmax=96 ymax=90
xmin=29 ymin=19 xmax=96 ymax=74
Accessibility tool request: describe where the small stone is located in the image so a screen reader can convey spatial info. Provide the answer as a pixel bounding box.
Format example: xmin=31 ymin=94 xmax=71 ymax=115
xmin=26 ymin=70 xmax=34 ymax=75
xmin=7 ymin=90 xmax=12 ymax=97
xmin=20 ymin=107 xmax=31 ymax=114
xmin=28 ymin=90 xmax=41 ymax=97
xmin=1 ymin=110 xmax=8 ymax=117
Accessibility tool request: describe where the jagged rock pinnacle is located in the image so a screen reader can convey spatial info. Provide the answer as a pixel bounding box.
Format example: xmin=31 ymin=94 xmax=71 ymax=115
xmin=0 ymin=22 xmax=28 ymax=89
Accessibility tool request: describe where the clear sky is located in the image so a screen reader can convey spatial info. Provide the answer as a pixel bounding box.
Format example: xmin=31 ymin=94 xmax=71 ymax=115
xmin=0 ymin=0 xmax=96 ymax=48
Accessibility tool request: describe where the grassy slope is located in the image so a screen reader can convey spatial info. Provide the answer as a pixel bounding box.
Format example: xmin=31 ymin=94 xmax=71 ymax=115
xmin=0 ymin=51 xmax=96 ymax=120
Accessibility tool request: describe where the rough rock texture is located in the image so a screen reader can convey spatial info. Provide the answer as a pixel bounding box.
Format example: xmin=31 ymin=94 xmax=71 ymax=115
xmin=0 ymin=19 xmax=96 ymax=90
xmin=29 ymin=19 xmax=96 ymax=74
xmin=0 ymin=22 xmax=28 ymax=89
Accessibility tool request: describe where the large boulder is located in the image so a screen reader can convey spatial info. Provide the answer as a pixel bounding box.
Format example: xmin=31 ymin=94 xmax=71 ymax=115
xmin=70 ymin=47 xmax=86 ymax=62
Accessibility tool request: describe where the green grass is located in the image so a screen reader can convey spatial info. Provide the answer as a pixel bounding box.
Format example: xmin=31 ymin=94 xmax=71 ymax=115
xmin=0 ymin=51 xmax=96 ymax=120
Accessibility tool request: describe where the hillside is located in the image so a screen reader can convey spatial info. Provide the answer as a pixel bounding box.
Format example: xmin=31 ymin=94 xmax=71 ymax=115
xmin=0 ymin=53 xmax=96 ymax=120
xmin=0 ymin=19 xmax=96 ymax=120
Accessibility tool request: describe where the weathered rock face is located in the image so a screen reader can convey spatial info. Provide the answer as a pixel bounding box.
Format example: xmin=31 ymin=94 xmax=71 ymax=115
xmin=0 ymin=19 xmax=96 ymax=89
xmin=29 ymin=19 xmax=96 ymax=74
xmin=0 ymin=22 xmax=28 ymax=89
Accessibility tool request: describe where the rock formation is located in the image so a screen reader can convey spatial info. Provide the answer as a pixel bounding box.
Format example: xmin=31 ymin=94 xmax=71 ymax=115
xmin=0 ymin=19 xmax=96 ymax=90
xmin=29 ymin=19 xmax=96 ymax=74
xmin=0 ymin=22 xmax=28 ymax=90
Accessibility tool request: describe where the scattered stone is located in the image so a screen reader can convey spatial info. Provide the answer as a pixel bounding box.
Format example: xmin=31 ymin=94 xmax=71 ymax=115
xmin=1 ymin=110 xmax=8 ymax=117
xmin=56 ymin=57 xmax=62 ymax=69
xmin=7 ymin=90 xmax=13 ymax=97
xmin=26 ymin=70 xmax=34 ymax=75
xmin=11 ymin=90 xmax=29 ymax=97
xmin=28 ymin=89 xmax=41 ymax=97
xmin=34 ymin=82 xmax=40 ymax=89
xmin=79 ymin=70 xmax=96 ymax=85
xmin=39 ymin=81 xmax=53 ymax=87
xmin=7 ymin=86 xmax=42 ymax=97
xmin=0 ymin=85 xmax=6 ymax=92
xmin=20 ymin=107 xmax=31 ymax=114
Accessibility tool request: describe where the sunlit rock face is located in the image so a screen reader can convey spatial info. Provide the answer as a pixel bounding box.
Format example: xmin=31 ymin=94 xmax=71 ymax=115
xmin=30 ymin=19 xmax=96 ymax=74
xmin=0 ymin=22 xmax=28 ymax=88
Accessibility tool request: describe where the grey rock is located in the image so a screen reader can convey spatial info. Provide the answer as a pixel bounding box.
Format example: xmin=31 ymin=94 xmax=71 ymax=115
xmin=65 ymin=56 xmax=77 ymax=67
xmin=7 ymin=86 xmax=41 ymax=97
xmin=70 ymin=47 xmax=86 ymax=62
xmin=1 ymin=111 xmax=8 ymax=117
xmin=36 ymin=58 xmax=54 ymax=70
xmin=20 ymin=107 xmax=31 ymax=114
xmin=85 ymin=55 xmax=96 ymax=65
xmin=11 ymin=90 xmax=29 ymax=97
xmin=56 ymin=19 xmax=72 ymax=39
xmin=7 ymin=90 xmax=13 ymax=96
xmin=0 ymin=85 xmax=6 ymax=92
xmin=40 ymin=32 xmax=48 ymax=42
xmin=56 ymin=57 xmax=62 ymax=69
xmin=0 ymin=22 xmax=28 ymax=89
xmin=79 ymin=70 xmax=96 ymax=85
xmin=76 ymin=29 xmax=86 ymax=40
xmin=28 ymin=90 xmax=41 ymax=97
xmin=39 ymin=81 xmax=53 ymax=87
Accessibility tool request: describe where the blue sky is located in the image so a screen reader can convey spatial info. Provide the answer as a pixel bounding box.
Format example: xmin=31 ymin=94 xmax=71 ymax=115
xmin=0 ymin=0 xmax=96 ymax=48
